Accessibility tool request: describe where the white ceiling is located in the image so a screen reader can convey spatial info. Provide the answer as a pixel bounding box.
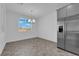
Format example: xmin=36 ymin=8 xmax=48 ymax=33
xmin=6 ymin=3 xmax=69 ymax=19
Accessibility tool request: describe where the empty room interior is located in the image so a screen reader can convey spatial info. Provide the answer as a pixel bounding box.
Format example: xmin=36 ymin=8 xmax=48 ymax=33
xmin=0 ymin=3 xmax=79 ymax=56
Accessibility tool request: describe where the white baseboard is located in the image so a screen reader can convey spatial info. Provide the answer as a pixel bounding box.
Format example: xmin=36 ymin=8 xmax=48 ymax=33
xmin=37 ymin=36 xmax=57 ymax=43
xmin=0 ymin=42 xmax=6 ymax=55
xmin=7 ymin=36 xmax=37 ymax=43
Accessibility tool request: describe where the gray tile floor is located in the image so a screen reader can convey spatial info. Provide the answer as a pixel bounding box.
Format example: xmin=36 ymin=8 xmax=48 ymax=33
xmin=1 ymin=38 xmax=76 ymax=56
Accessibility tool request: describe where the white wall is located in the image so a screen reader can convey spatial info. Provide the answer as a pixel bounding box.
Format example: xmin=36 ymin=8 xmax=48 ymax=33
xmin=6 ymin=10 xmax=37 ymax=42
xmin=0 ymin=4 xmax=6 ymax=55
xmin=38 ymin=11 xmax=57 ymax=42
xmin=5 ymin=3 xmax=68 ymax=43
xmin=6 ymin=9 xmax=57 ymax=43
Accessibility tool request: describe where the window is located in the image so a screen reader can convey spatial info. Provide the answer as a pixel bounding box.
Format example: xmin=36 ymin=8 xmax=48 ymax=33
xmin=18 ymin=18 xmax=32 ymax=32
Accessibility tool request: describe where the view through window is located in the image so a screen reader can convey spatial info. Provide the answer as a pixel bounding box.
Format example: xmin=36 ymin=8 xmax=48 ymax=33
xmin=18 ymin=18 xmax=32 ymax=32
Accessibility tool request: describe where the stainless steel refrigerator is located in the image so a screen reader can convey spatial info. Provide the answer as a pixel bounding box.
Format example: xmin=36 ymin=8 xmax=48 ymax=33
xmin=57 ymin=3 xmax=79 ymax=55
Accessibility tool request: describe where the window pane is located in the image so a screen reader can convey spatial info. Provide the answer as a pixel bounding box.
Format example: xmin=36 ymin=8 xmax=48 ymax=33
xmin=18 ymin=18 xmax=32 ymax=32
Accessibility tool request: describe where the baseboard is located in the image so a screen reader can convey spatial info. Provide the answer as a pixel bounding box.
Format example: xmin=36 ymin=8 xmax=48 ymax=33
xmin=34 ymin=37 xmax=57 ymax=44
xmin=7 ymin=37 xmax=38 ymax=43
xmin=6 ymin=37 xmax=57 ymax=44
xmin=37 ymin=37 xmax=57 ymax=43
xmin=0 ymin=42 xmax=6 ymax=56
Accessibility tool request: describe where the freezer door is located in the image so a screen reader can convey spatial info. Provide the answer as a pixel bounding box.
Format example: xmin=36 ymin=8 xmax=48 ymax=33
xmin=57 ymin=25 xmax=65 ymax=49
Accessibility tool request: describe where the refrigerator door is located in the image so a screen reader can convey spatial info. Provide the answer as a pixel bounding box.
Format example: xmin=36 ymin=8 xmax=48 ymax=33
xmin=65 ymin=19 xmax=79 ymax=54
xmin=57 ymin=25 xmax=65 ymax=49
